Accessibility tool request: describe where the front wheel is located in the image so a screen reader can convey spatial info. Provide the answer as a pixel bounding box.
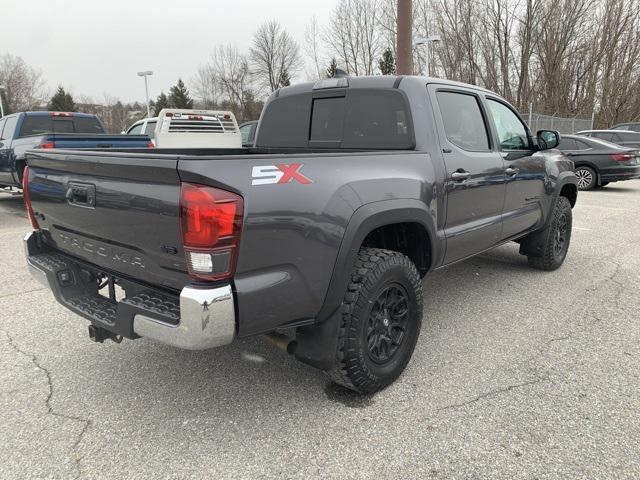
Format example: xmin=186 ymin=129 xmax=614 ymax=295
xmin=575 ymin=166 xmax=597 ymax=190
xmin=524 ymin=196 xmax=573 ymax=271
xmin=327 ymin=248 xmax=423 ymax=394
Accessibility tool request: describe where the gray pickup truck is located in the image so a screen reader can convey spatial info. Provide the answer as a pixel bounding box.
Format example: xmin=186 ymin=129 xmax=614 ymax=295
xmin=23 ymin=75 xmax=578 ymax=393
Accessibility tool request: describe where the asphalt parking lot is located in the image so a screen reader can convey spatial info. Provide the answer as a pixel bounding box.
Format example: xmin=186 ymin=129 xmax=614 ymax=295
xmin=1 ymin=182 xmax=639 ymax=480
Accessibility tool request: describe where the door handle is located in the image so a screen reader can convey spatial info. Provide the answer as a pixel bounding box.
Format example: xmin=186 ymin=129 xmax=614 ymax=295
xmin=505 ymin=167 xmax=519 ymax=176
xmin=451 ymin=170 xmax=471 ymax=182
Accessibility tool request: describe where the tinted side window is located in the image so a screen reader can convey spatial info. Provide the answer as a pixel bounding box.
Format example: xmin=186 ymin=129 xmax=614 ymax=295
xmin=619 ymin=132 xmax=640 ymax=141
xmin=574 ymin=139 xmax=591 ymax=150
xmin=342 ymin=89 xmax=412 ymax=149
xmin=3 ymin=116 xmax=18 ymax=140
xmin=487 ymin=99 xmax=529 ymax=150
xmin=595 ymin=132 xmax=615 ymax=142
xmin=436 ymin=91 xmax=489 ymax=151
xmin=256 ymin=93 xmax=311 ymax=148
xmin=612 ymin=125 xmax=629 ymax=130
xmin=557 ymin=138 xmax=578 ymax=150
xmin=127 ymin=123 xmax=143 ymax=135
xmin=73 ymin=117 xmax=104 ymax=134
xmin=310 ymin=97 xmax=345 ymax=142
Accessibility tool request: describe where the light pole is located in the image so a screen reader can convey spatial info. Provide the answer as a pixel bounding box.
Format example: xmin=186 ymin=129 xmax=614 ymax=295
xmin=137 ymin=71 xmax=153 ymax=118
xmin=415 ymin=35 xmax=441 ymax=77
xmin=0 ymin=85 xmax=6 ymax=118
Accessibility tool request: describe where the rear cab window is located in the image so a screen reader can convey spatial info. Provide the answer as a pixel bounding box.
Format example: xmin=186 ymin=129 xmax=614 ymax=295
xmin=19 ymin=115 xmax=104 ymax=137
xmin=257 ymin=88 xmax=414 ymax=150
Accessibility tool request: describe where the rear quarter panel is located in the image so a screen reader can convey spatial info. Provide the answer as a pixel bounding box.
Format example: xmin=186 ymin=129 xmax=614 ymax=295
xmin=179 ymin=150 xmax=437 ymax=336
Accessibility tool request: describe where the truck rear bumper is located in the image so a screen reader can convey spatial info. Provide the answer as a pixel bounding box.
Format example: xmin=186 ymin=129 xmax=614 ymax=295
xmin=24 ymin=232 xmax=235 ymax=350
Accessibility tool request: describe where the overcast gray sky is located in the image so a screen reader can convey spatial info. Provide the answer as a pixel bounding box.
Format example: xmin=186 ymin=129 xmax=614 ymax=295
xmin=3 ymin=0 xmax=340 ymax=103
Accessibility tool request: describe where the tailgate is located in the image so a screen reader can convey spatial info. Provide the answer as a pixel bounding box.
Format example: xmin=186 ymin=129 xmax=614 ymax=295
xmin=26 ymin=150 xmax=188 ymax=291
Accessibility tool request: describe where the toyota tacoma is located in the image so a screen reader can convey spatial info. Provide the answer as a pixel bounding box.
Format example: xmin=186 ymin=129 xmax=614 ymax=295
xmin=23 ymin=75 xmax=578 ymax=393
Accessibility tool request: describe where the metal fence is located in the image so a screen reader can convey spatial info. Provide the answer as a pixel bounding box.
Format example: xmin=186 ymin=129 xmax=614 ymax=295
xmin=524 ymin=111 xmax=594 ymax=134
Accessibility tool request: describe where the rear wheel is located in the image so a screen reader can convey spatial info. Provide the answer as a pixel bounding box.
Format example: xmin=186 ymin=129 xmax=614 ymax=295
xmin=575 ymin=166 xmax=597 ymax=190
xmin=327 ymin=248 xmax=422 ymax=394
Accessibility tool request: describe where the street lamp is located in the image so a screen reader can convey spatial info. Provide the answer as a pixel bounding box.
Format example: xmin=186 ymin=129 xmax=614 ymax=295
xmin=415 ymin=35 xmax=441 ymax=77
xmin=137 ymin=71 xmax=153 ymax=118
xmin=0 ymin=85 xmax=6 ymax=118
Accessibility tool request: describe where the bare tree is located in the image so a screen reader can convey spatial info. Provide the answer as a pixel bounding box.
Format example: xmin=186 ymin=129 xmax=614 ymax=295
xmin=250 ymin=20 xmax=301 ymax=92
xmin=0 ymin=54 xmax=46 ymax=113
xmin=323 ymin=0 xmax=384 ymax=76
xmin=304 ymin=16 xmax=324 ymax=80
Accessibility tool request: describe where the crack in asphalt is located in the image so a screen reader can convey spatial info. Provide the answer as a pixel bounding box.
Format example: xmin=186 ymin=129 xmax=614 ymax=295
xmin=0 ymin=287 xmax=46 ymax=299
xmin=1 ymin=329 xmax=91 ymax=479
xmin=438 ymin=378 xmax=544 ymax=411
xmin=438 ymin=258 xmax=628 ymax=412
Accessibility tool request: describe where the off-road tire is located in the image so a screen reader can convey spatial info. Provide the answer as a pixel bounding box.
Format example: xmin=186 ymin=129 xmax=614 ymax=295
xmin=327 ymin=248 xmax=422 ymax=394
xmin=575 ymin=166 xmax=597 ymax=190
xmin=525 ymin=196 xmax=572 ymax=271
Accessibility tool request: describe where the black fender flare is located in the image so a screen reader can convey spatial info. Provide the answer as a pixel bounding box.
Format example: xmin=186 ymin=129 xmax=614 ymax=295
xmin=317 ymin=198 xmax=437 ymax=323
xmin=295 ymin=199 xmax=437 ymax=371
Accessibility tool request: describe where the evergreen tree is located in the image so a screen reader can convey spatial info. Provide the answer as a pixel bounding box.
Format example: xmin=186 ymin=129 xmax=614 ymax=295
xmin=379 ymin=48 xmax=396 ymax=75
xmin=279 ymin=70 xmax=291 ymax=87
xmin=326 ymin=58 xmax=338 ymax=78
xmin=168 ymin=78 xmax=193 ymax=109
xmin=153 ymin=92 xmax=170 ymax=116
xmin=48 ymin=86 xmax=76 ymax=111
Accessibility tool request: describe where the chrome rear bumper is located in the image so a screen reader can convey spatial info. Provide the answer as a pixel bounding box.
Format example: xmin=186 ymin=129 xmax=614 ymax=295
xmin=24 ymin=231 xmax=236 ymax=350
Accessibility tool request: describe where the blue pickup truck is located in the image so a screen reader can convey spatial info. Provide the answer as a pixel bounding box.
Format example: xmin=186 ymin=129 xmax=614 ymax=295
xmin=0 ymin=111 xmax=151 ymax=188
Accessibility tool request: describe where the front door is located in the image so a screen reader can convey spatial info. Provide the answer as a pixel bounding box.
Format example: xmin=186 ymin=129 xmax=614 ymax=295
xmin=484 ymin=98 xmax=546 ymax=239
xmin=431 ymin=87 xmax=507 ymax=264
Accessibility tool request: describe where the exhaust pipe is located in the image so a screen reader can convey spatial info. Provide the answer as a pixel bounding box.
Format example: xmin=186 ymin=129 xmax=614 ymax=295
xmin=262 ymin=332 xmax=297 ymax=355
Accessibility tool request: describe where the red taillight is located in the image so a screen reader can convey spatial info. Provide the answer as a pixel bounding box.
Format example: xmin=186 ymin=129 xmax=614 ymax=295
xmin=165 ymin=112 xmax=174 ymax=117
xmin=188 ymin=115 xmax=203 ymax=121
xmin=611 ymin=153 xmax=633 ymax=162
xmin=223 ymin=114 xmax=231 ymax=120
xmin=147 ymin=141 xmax=154 ymax=148
xmin=180 ymin=182 xmax=243 ymax=281
xmin=38 ymin=141 xmax=55 ymax=149
xmin=22 ymin=166 xmax=39 ymax=229
xmin=50 ymin=112 xmax=73 ymax=117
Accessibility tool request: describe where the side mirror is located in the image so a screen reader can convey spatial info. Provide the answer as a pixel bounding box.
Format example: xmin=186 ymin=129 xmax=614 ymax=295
xmin=537 ymin=130 xmax=560 ymax=150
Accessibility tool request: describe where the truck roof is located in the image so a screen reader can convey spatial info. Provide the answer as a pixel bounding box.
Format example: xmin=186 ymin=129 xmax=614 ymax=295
xmin=275 ymin=75 xmax=493 ymax=97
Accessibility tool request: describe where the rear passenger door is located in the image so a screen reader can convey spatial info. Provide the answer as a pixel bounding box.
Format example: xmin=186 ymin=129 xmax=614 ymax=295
xmin=484 ymin=97 xmax=546 ymax=239
xmin=430 ymin=86 xmax=506 ymax=264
